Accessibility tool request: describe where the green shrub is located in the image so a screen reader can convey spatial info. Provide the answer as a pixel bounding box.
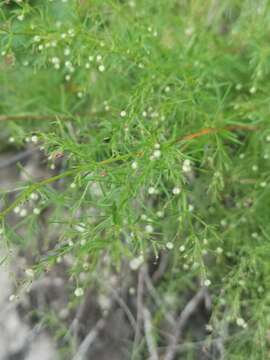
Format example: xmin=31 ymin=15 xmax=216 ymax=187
xmin=1 ymin=0 xmax=270 ymax=359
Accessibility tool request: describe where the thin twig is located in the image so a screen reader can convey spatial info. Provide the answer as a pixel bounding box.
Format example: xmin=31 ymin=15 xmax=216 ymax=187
xmin=144 ymin=269 xmax=174 ymax=325
xmin=152 ymin=252 xmax=170 ymax=284
xmin=131 ymin=266 xmax=145 ymax=359
xmin=0 ymin=148 xmax=35 ymax=169
xmin=72 ymin=318 xmax=106 ymax=360
xmin=164 ymin=288 xmax=206 ymax=360
xmin=143 ymin=306 xmax=159 ymax=360
xmin=0 ymin=114 xmax=66 ymax=122
xmin=0 ymin=111 xmax=105 ymax=122
xmin=109 ymin=286 xmax=137 ymax=333
xmin=172 ymin=124 xmax=258 ymax=145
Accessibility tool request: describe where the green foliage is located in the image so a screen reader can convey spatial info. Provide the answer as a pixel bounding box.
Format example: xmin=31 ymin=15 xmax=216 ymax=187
xmin=1 ymin=0 xmax=270 ymax=358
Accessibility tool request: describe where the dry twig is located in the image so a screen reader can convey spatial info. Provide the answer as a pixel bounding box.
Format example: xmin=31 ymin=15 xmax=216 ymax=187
xmin=164 ymin=288 xmax=207 ymax=360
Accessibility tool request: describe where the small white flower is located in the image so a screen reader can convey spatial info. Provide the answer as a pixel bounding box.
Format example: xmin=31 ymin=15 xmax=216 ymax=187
xmin=172 ymin=187 xmax=181 ymax=195
xmin=31 ymin=135 xmax=38 ymax=143
xmin=77 ymin=92 xmax=83 ymax=98
xmin=25 ymin=268 xmax=34 ymax=278
xmin=252 ymin=165 xmax=258 ymax=171
xmin=9 ymin=137 xmax=15 ymax=143
xmin=220 ymin=219 xmax=227 ymax=227
xmin=129 ymin=287 xmax=136 ymax=295
xmin=33 ymin=208 xmax=41 ymax=215
xmin=17 ymin=14 xmax=24 ymax=21
xmin=14 ymin=206 xmax=21 ymax=214
xmin=249 ymin=86 xmax=256 ymax=94
xmin=145 ymin=224 xmax=154 ymax=233
xmin=51 ymin=57 xmax=60 ymax=64
xmin=98 ymin=64 xmax=105 ymax=72
xmin=19 ymin=209 xmax=27 ymax=217
xmin=70 ymin=182 xmax=76 ymax=189
xmin=165 ymin=86 xmax=170 ymax=93
xmin=64 ymin=48 xmax=70 ymax=56
xmin=74 ymin=287 xmax=84 ymax=297
xmin=156 ymin=210 xmax=164 ymax=218
xmin=33 ymin=35 xmax=41 ymax=42
xmin=204 ymin=279 xmax=211 ymax=287
xmin=9 ymin=294 xmax=16 ymax=302
xmin=216 ymin=247 xmax=223 ymax=254
xmin=148 ymin=187 xmax=156 ymax=195
xmin=236 ymin=83 xmax=242 ymax=91
xmin=120 ymin=110 xmax=127 ymax=117
xmin=182 ymin=159 xmax=192 ymax=173
xmin=131 ymin=161 xmax=138 ymax=169
xmin=75 ymin=224 xmax=86 ymax=233
xmin=65 ymin=60 xmax=72 ymax=68
xmin=205 ymin=324 xmax=213 ymax=332
xmin=96 ymin=55 xmax=102 ymax=62
xmin=30 ymin=193 xmax=39 ymax=201
xmin=166 ymin=242 xmax=174 ymax=250
xmin=236 ymin=317 xmax=245 ymax=327
xmin=179 ymin=245 xmax=185 ymax=252
xmin=153 ymin=149 xmax=161 ymax=159
xmin=129 ymin=255 xmax=144 ymax=271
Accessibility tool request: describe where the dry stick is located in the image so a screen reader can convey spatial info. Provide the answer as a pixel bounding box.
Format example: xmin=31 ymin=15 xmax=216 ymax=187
xmin=108 ymin=286 xmax=137 ymax=333
xmin=0 ymin=114 xmax=68 ymax=122
xmin=152 ymin=252 xmax=170 ymax=284
xmin=142 ymin=306 xmax=159 ymax=360
xmin=72 ymin=318 xmax=106 ymax=360
xmin=132 ymin=266 xmax=145 ymax=359
xmin=163 ymin=288 xmax=206 ymax=360
xmin=144 ymin=269 xmax=174 ymax=325
xmin=0 ymin=109 xmax=109 ymax=122
xmin=171 ymin=124 xmax=259 ymax=145
xmin=0 ymin=148 xmax=35 ymax=169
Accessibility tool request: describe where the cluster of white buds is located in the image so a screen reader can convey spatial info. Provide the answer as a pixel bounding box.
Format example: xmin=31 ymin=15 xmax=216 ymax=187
xmin=129 ymin=255 xmax=144 ymax=270
xmin=51 ymin=57 xmax=60 ymax=69
xmin=236 ymin=317 xmax=247 ymax=328
xmin=148 ymin=186 xmax=158 ymax=195
xmin=74 ymin=287 xmax=84 ymax=297
xmin=182 ymin=159 xmax=192 ymax=173
xmin=166 ymin=242 xmax=174 ymax=250
xmin=150 ymin=143 xmax=161 ymax=160
xmin=145 ymin=224 xmax=154 ymax=234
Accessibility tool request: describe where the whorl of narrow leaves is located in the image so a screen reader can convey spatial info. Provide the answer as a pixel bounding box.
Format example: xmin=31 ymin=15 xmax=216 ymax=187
xmin=1 ymin=1 xmax=270 ymax=359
